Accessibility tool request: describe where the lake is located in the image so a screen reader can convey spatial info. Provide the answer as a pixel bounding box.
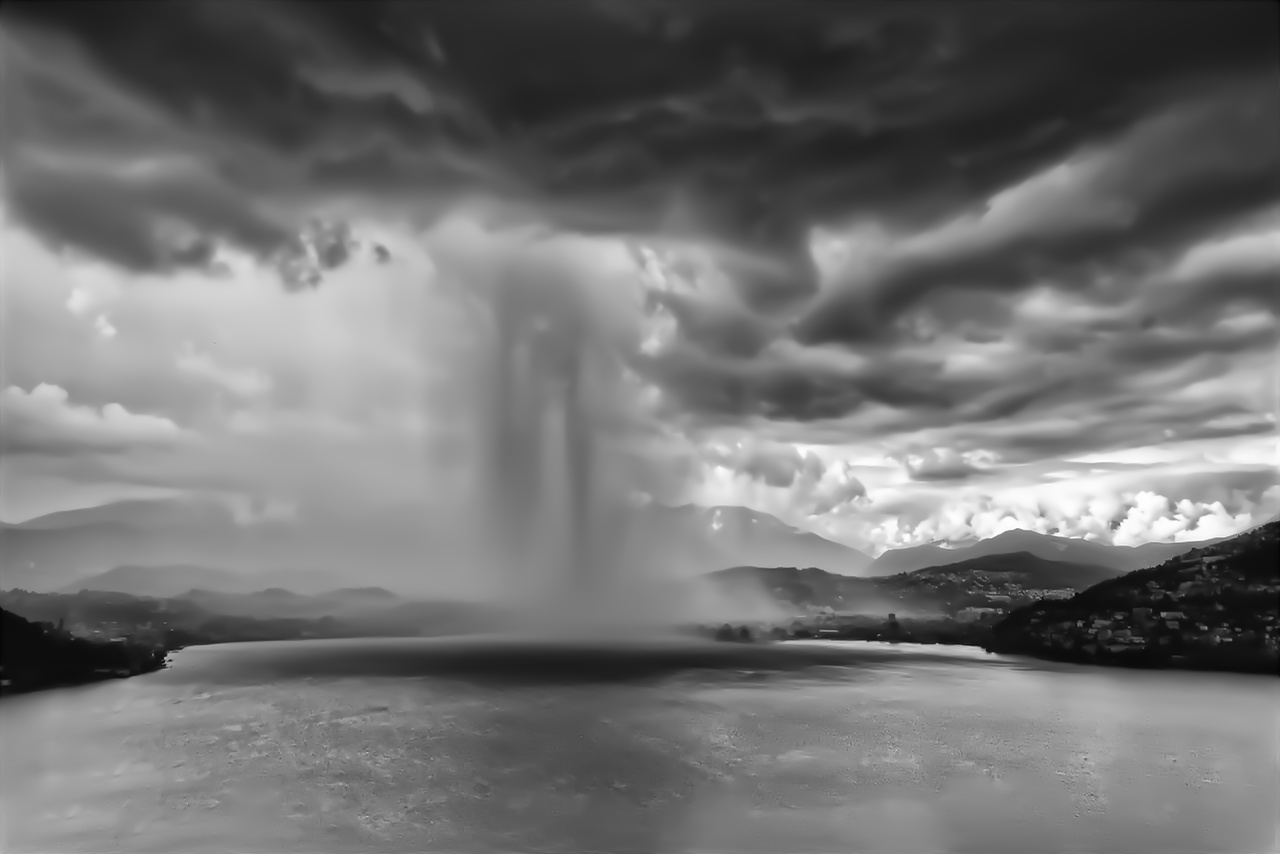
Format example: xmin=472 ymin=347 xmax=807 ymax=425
xmin=1 ymin=637 xmax=1276 ymax=854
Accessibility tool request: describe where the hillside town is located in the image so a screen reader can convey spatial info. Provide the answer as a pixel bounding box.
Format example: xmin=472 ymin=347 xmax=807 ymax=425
xmin=883 ymin=562 xmax=1082 ymax=619
xmin=985 ymin=522 xmax=1279 ymax=673
xmin=712 ymin=550 xmax=1111 ymax=631
xmin=697 ymin=522 xmax=1280 ymax=675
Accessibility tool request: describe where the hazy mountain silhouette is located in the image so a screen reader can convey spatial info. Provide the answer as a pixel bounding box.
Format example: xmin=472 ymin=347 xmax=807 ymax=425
xmin=897 ymin=551 xmax=1122 ymax=589
xmin=870 ymin=529 xmax=1225 ymax=575
xmin=711 ymin=550 xmax=1138 ymax=614
xmin=636 ymin=504 xmax=875 ymax=576
xmin=1 ymin=498 xmax=430 ymax=593
xmin=868 ymin=541 xmax=973 ymax=575
xmin=61 ymin=565 xmax=347 ymax=598
xmin=4 ymin=498 xmax=877 ymax=593
xmin=1 ymin=496 xmax=1250 ymax=595
xmin=64 ymin=565 xmax=240 ymax=597
xmin=3 ymin=499 xmax=288 ymax=592
xmin=174 ymin=586 xmax=400 ymax=619
xmin=706 ymin=565 xmax=903 ymax=614
xmin=0 ymin=587 xmax=499 ymax=651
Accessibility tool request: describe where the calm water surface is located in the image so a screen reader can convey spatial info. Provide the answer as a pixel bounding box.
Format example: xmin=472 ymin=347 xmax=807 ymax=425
xmin=1 ymin=637 xmax=1276 ymax=854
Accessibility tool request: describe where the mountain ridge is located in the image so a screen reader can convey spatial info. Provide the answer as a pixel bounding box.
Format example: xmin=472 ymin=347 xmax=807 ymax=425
xmin=706 ymin=548 xmax=1126 ymax=616
xmin=986 ymin=521 xmax=1280 ymax=673
xmin=1 ymin=496 xmax=1259 ymax=593
xmin=898 ymin=550 xmax=1123 ymax=589
xmin=868 ymin=528 xmax=1225 ymax=575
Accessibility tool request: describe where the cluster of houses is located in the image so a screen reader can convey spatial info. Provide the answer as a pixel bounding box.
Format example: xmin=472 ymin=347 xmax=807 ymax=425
xmin=895 ymin=567 xmax=1084 ymax=616
xmin=35 ymin=617 xmax=160 ymax=646
xmin=1016 ymin=525 xmax=1280 ymax=658
xmin=1024 ymin=607 xmax=1279 ymax=656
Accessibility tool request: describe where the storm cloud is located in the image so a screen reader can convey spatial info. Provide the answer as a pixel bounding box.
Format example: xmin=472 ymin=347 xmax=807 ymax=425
xmin=1 ymin=1 xmax=1276 ymax=552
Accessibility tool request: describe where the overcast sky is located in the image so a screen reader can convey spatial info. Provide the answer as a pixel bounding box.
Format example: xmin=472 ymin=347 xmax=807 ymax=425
xmin=1 ymin=1 xmax=1277 ymax=555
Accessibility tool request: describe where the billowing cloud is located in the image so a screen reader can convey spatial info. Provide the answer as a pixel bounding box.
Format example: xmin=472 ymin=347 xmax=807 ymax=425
xmin=176 ymin=345 xmax=273 ymax=400
xmin=698 ymin=438 xmax=867 ymax=518
xmin=900 ymin=448 xmax=995 ymax=483
xmin=703 ymin=440 xmax=823 ymax=489
xmin=0 ymin=1 xmax=1275 ymax=561
xmin=797 ymin=82 xmax=1278 ymax=344
xmin=831 ymin=481 xmax=1275 ymax=556
xmin=5 ymin=2 xmax=1275 ymax=299
xmin=0 ymin=383 xmax=183 ymax=455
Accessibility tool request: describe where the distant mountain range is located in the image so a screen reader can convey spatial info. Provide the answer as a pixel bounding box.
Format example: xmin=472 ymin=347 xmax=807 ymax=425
xmin=57 ymin=564 xmax=352 ymax=599
xmin=867 ymin=528 xmax=1221 ymax=575
xmin=706 ymin=549 xmax=1130 ymax=616
xmin=899 ymin=550 xmax=1122 ymax=590
xmin=631 ymin=503 xmax=874 ymax=575
xmin=627 ymin=506 xmax=1204 ymax=580
xmin=0 ymin=498 xmax=425 ymax=593
xmin=0 ymin=496 xmax=1251 ymax=595
xmin=173 ymin=586 xmax=400 ymax=620
xmin=0 ymin=499 xmax=878 ymax=592
xmin=0 ymin=587 xmax=487 ymax=650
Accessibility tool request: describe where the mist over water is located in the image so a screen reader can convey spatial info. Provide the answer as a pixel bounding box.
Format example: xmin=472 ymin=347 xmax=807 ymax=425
xmin=422 ymin=224 xmax=776 ymax=634
xmin=485 ymin=253 xmax=600 ymax=617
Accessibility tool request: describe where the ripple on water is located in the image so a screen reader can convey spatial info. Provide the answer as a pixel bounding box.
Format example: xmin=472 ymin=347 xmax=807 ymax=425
xmin=1 ymin=639 xmax=1276 ymax=854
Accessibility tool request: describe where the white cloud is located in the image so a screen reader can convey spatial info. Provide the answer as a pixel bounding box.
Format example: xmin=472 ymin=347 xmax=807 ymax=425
xmin=691 ymin=438 xmax=868 ymax=523
xmin=1111 ymin=491 xmax=1256 ymax=546
xmin=0 ymin=383 xmax=182 ymax=453
xmin=801 ymin=459 xmax=868 ymax=516
xmin=65 ymin=288 xmax=93 ymax=315
xmin=176 ymin=344 xmax=272 ymax=399
xmin=802 ymin=445 xmax=1280 ymax=554
xmin=1170 ymin=228 xmax=1280 ymax=283
xmin=0 ymin=207 xmax=670 ymax=536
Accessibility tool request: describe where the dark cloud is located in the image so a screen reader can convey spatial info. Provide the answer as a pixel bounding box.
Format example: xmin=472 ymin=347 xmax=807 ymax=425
xmin=901 ymin=449 xmax=993 ymax=483
xmin=699 ymin=436 xmax=867 ymax=516
xmin=647 ymin=290 xmax=776 ymax=358
xmin=6 ymin=2 xmax=1275 ymax=276
xmin=1104 ymin=320 xmax=1279 ymax=370
xmin=942 ymin=398 xmax=1275 ymax=467
xmin=271 ymin=218 xmax=364 ymax=290
xmin=795 ymin=83 xmax=1280 ymax=346
xmin=638 ymin=342 xmax=953 ymax=424
xmin=3 ymin=152 xmax=292 ymax=275
xmin=702 ymin=440 xmax=823 ymax=489
xmin=1 ymin=0 xmax=1276 ymax=449
xmin=2 ymin=143 xmax=366 ymax=287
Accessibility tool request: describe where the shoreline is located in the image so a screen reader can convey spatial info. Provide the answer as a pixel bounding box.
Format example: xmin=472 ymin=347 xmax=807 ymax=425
xmin=978 ymin=639 xmax=1279 ymax=676
xmin=5 ymin=632 xmax=1274 ymax=697
xmin=0 ymin=655 xmax=171 ymax=698
xmin=773 ymin=634 xmax=1278 ymax=676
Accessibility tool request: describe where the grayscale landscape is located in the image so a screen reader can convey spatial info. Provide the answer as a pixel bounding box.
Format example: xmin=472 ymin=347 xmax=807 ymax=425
xmin=1 ymin=2 xmax=1277 ymax=853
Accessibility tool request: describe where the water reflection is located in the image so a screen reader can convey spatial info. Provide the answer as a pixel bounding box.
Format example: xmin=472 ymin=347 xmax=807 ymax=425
xmin=2 ymin=640 xmax=1277 ymax=853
